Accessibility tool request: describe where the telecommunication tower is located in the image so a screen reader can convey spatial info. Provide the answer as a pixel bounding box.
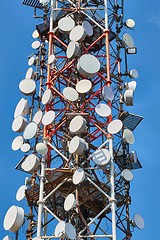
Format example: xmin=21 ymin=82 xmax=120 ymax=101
xmin=3 ymin=0 xmax=144 ymax=240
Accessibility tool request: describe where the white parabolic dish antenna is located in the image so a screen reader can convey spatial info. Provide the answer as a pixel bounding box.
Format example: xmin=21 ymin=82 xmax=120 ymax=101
xmin=123 ymin=129 xmax=135 ymax=144
xmin=102 ymin=86 xmax=114 ymax=101
xmin=42 ymin=89 xmax=53 ymax=105
xmin=31 ymin=40 xmax=40 ymax=49
xmin=25 ymin=67 xmax=34 ymax=79
xmin=16 ymin=185 xmax=27 ymax=201
xmin=126 ymin=18 xmax=135 ymax=29
xmin=11 ymin=136 xmax=24 ymax=151
xmin=65 ymin=222 xmax=77 ymax=240
xmin=125 ymin=81 xmax=137 ymax=91
xmin=129 ymin=69 xmax=138 ymax=78
xmin=32 ymin=29 xmax=39 ymax=39
xmin=126 ymin=19 xmax=135 ymax=29
xmin=33 ymin=110 xmax=43 ymax=125
xmin=133 ymin=214 xmax=145 ymax=230
xmin=107 ymin=119 xmax=123 ymax=134
xmin=14 ymin=98 xmax=29 ymax=118
xmin=22 ymin=154 xmax=40 ymax=173
xmin=48 ymin=54 xmax=56 ymax=64
xmin=28 ymin=55 xmax=36 ymax=66
xmin=95 ymin=103 xmax=111 ymax=117
xmin=77 ymin=54 xmax=100 ymax=77
xmin=42 ymin=110 xmax=55 ymax=126
xmin=76 ymin=79 xmax=92 ymax=93
xmin=21 ymin=143 xmax=31 ymax=153
xmin=66 ymin=41 xmax=80 ymax=59
xmin=12 ymin=116 xmax=28 ymax=133
xmin=124 ymin=89 xmax=134 ymax=106
xmin=72 ymin=168 xmax=85 ymax=185
xmin=39 ymin=0 xmax=50 ymax=6
xmin=64 ymin=193 xmax=76 ymax=211
xmin=92 ymin=148 xmax=111 ymax=166
xmin=123 ymin=33 xmax=134 ymax=48
xmin=2 ymin=236 xmax=13 ymax=240
xmin=69 ymin=136 xmax=87 ymax=155
xmin=19 ymin=79 xmax=36 ymax=96
xmin=121 ymin=169 xmax=134 ymax=182
xmin=69 ymin=115 xmax=86 ymax=134
xmin=55 ymin=221 xmax=65 ymax=237
xmin=3 ymin=205 xmax=24 ymax=232
xmin=63 ymin=87 xmax=79 ymax=102
xmin=23 ymin=122 xmax=37 ymax=140
xmin=82 ymin=21 xmax=93 ymax=36
xmin=36 ymin=142 xmax=48 ymax=155
xmin=58 ymin=16 xmax=75 ymax=34
xmin=69 ymin=26 xmax=86 ymax=43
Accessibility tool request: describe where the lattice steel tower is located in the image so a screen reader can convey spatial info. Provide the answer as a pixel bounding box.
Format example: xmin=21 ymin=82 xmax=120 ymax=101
xmin=3 ymin=0 xmax=144 ymax=240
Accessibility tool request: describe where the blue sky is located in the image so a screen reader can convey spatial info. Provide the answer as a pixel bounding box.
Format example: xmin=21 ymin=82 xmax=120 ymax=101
xmin=0 ymin=0 xmax=160 ymax=239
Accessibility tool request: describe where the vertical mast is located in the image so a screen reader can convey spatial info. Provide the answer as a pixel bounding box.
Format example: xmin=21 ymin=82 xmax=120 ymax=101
xmin=3 ymin=1 xmax=145 ymax=240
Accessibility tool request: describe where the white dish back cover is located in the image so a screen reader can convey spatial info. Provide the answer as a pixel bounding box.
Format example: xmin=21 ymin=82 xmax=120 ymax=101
xmin=102 ymin=86 xmax=114 ymax=101
xmin=123 ymin=33 xmax=134 ymax=48
xmin=82 ymin=21 xmax=93 ymax=36
xmin=133 ymin=214 xmax=145 ymax=230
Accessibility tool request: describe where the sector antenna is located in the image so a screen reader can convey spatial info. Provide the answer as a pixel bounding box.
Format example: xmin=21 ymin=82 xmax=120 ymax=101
xmin=3 ymin=0 xmax=144 ymax=239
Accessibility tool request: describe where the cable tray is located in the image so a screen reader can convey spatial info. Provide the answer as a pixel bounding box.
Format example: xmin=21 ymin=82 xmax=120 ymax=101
xmin=119 ymin=112 xmax=143 ymax=131
xmin=22 ymin=0 xmax=42 ymax=9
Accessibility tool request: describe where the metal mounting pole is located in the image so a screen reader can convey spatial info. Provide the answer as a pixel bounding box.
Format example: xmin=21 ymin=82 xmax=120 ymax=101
xmin=37 ymin=142 xmax=46 ymax=237
xmin=109 ymin=136 xmax=117 ymax=240
xmin=104 ymin=1 xmax=117 ymax=239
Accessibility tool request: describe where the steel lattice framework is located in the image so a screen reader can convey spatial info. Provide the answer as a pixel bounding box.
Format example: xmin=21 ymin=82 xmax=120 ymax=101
xmin=3 ymin=1 xmax=144 ymax=240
